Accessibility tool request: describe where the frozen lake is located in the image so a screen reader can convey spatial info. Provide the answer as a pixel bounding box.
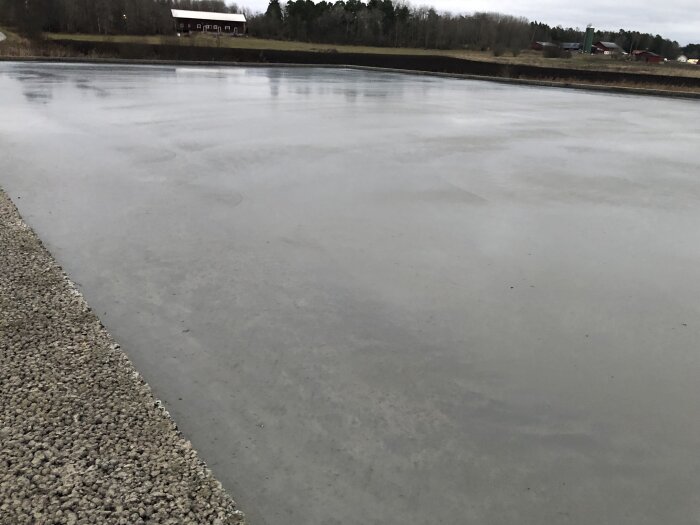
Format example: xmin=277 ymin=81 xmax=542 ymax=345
xmin=2 ymin=62 xmax=700 ymax=525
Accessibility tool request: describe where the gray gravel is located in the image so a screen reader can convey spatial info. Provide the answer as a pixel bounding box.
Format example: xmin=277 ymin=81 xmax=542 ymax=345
xmin=0 ymin=188 xmax=245 ymax=525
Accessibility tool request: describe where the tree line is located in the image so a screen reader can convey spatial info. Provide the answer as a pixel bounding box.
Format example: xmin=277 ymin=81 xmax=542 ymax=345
xmin=252 ymin=0 xmax=692 ymax=58
xmin=253 ymin=0 xmax=533 ymax=53
xmin=1 ymin=0 xmax=696 ymax=58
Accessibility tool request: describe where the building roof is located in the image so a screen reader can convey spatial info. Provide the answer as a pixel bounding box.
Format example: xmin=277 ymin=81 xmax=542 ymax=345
xmin=170 ymin=9 xmax=246 ymax=23
xmin=596 ymin=41 xmax=622 ymax=49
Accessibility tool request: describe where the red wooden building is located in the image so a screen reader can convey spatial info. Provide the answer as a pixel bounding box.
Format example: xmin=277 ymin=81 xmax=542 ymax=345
xmin=171 ymin=9 xmax=246 ymax=35
xmin=632 ymin=50 xmax=664 ymax=63
xmin=592 ymin=41 xmax=625 ymax=55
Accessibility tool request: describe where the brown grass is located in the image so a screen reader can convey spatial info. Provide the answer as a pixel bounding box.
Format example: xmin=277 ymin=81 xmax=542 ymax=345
xmin=522 ymin=75 xmax=700 ymax=94
xmin=0 ymin=41 xmax=78 ymax=58
xmin=0 ymin=26 xmax=29 ymax=56
xmin=0 ymin=26 xmax=100 ymax=57
xmin=499 ymin=50 xmax=700 ymax=78
xmin=0 ymin=26 xmax=23 ymax=43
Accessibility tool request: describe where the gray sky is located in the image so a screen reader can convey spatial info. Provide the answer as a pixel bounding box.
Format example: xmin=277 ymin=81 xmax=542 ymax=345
xmin=241 ymin=0 xmax=699 ymax=45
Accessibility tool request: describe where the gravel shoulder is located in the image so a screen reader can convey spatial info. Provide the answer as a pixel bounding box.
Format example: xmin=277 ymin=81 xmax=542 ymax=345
xmin=0 ymin=188 xmax=245 ymax=524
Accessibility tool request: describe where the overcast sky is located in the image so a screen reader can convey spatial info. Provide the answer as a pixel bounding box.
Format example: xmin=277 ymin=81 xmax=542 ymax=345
xmin=241 ymin=0 xmax=699 ymax=45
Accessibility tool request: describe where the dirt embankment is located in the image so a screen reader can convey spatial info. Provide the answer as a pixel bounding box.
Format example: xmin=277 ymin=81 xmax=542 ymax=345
xmin=39 ymin=39 xmax=700 ymax=93
xmin=2 ymin=33 xmax=699 ymax=96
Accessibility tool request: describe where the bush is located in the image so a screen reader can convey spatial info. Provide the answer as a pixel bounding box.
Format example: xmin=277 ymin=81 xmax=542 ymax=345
xmin=492 ymin=44 xmax=506 ymax=57
xmin=511 ymin=47 xmax=521 ymax=57
xmin=543 ymin=46 xmax=571 ymax=59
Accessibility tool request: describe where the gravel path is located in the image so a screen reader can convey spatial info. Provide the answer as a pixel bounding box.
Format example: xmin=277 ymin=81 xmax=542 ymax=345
xmin=0 ymin=188 xmax=245 ymax=525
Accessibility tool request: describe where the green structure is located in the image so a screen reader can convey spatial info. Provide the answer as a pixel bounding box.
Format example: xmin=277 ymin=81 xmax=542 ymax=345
xmin=583 ymin=26 xmax=595 ymax=53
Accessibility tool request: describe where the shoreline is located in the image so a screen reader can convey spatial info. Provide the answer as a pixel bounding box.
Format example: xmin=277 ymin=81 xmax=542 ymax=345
xmin=0 ymin=187 xmax=246 ymax=525
xmin=2 ymin=55 xmax=700 ymax=100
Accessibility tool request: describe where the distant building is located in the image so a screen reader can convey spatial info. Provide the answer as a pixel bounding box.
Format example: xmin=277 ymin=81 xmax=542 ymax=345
xmin=171 ymin=9 xmax=246 ymax=35
xmin=689 ymin=58 xmax=699 ymax=65
xmin=677 ymin=55 xmax=688 ymax=62
xmin=592 ymin=41 xmax=625 ymax=55
xmin=531 ymin=41 xmax=558 ymax=51
xmin=632 ymin=50 xmax=664 ymax=63
xmin=561 ymin=42 xmax=582 ymax=51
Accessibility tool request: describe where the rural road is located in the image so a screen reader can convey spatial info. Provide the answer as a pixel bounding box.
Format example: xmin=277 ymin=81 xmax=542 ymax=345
xmin=2 ymin=62 xmax=700 ymax=525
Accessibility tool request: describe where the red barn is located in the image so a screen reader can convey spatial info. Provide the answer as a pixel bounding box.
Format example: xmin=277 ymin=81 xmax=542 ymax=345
xmin=632 ymin=50 xmax=664 ymax=63
xmin=592 ymin=41 xmax=624 ymax=55
xmin=171 ymin=9 xmax=246 ymax=35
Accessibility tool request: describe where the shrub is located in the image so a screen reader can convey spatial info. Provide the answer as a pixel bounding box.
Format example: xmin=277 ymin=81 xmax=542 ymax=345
xmin=543 ymin=46 xmax=572 ymax=59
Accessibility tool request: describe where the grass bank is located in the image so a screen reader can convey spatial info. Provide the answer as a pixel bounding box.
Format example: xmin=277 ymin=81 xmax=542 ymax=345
xmin=44 ymin=32 xmax=700 ymax=79
xmin=2 ymin=28 xmax=700 ymax=96
xmin=0 ymin=26 xmax=76 ymax=57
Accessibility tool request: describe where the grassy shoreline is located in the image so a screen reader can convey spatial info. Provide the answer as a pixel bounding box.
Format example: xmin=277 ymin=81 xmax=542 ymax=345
xmin=2 ymin=27 xmax=700 ymax=97
xmin=43 ymin=32 xmax=700 ymax=79
xmin=3 ymin=55 xmax=700 ymax=100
